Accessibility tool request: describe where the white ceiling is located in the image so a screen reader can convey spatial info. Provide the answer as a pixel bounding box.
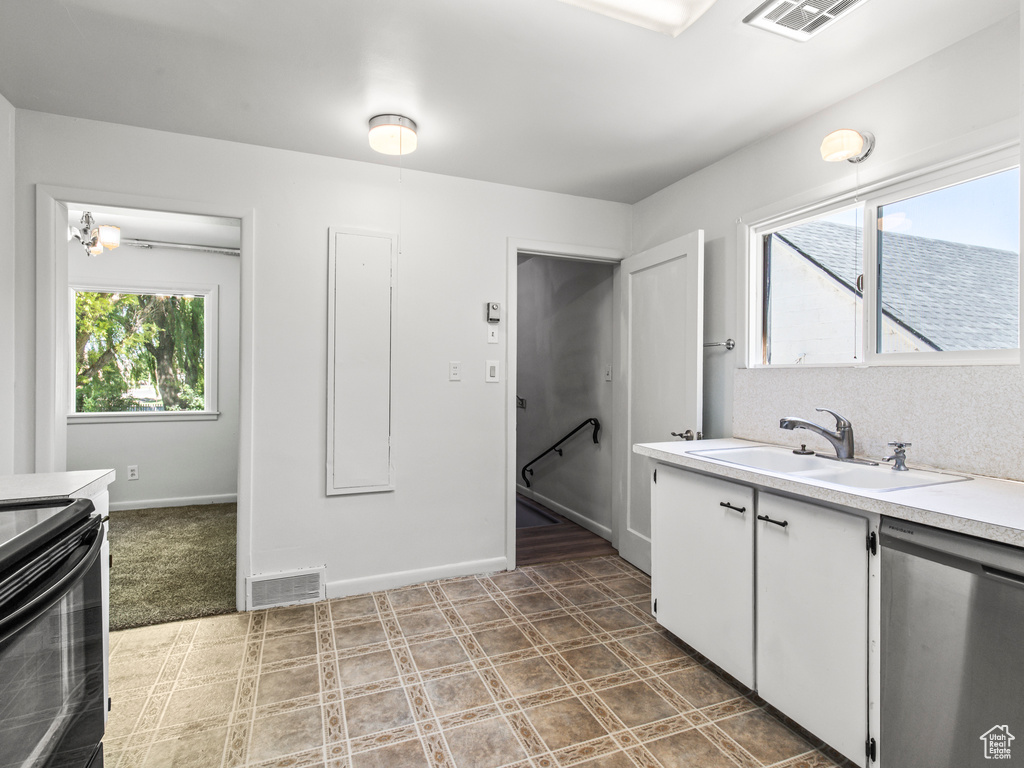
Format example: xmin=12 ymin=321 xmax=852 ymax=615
xmin=1 ymin=0 xmax=1017 ymax=203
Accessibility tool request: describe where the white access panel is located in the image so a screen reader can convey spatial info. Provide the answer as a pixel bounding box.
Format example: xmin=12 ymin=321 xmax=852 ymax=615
xmin=327 ymin=229 xmax=395 ymax=495
xmin=651 ymin=464 xmax=755 ymax=688
xmin=756 ymin=492 xmax=869 ymax=766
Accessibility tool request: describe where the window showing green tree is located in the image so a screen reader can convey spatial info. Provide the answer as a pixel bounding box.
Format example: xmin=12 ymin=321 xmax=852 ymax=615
xmin=75 ymin=291 xmax=206 ymax=413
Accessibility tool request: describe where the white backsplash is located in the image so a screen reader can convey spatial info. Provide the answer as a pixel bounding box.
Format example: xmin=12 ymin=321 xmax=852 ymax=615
xmin=733 ymin=365 xmax=1024 ymax=482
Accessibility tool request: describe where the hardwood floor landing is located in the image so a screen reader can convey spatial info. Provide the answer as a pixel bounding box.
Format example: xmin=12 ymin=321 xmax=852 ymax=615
xmin=515 ymin=496 xmax=618 ymax=566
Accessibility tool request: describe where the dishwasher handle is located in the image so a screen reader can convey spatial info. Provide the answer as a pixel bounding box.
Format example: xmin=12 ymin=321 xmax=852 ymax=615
xmin=881 ymin=518 xmax=1024 ymax=582
xmin=983 ymin=565 xmax=1024 ymax=588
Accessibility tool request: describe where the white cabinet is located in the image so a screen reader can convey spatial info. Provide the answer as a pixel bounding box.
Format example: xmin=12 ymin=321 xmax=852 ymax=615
xmin=651 ymin=466 xmax=874 ymax=766
xmin=651 ymin=464 xmax=755 ymax=687
xmin=756 ymin=492 xmax=869 ymax=766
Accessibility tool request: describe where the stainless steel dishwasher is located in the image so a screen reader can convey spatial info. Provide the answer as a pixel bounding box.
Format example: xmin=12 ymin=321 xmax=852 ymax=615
xmin=881 ymin=517 xmax=1024 ymax=767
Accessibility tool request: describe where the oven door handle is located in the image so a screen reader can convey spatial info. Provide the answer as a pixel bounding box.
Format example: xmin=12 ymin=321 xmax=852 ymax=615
xmin=0 ymin=527 xmax=103 ymax=645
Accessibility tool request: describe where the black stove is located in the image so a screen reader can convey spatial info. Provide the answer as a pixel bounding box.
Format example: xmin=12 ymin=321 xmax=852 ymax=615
xmin=0 ymin=497 xmax=106 ymax=768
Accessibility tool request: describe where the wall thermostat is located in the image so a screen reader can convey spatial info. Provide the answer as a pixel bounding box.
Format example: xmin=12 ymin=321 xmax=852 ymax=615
xmin=486 ymin=302 xmax=501 ymax=323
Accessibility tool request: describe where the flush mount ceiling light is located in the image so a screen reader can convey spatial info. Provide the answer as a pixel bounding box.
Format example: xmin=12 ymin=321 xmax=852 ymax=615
xmin=820 ymin=129 xmax=875 ymax=163
xmin=555 ymin=0 xmax=720 ymax=38
xmin=69 ymin=211 xmax=120 ymax=256
xmin=368 ymin=114 xmax=418 ymax=156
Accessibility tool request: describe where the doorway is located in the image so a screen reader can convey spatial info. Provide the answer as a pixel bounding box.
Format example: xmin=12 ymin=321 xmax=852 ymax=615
xmin=66 ymin=204 xmax=242 ymax=628
xmin=510 ymin=246 xmax=621 ymax=567
xmin=35 ymin=186 xmax=254 ymax=615
xmin=505 ymin=232 xmax=705 ymax=575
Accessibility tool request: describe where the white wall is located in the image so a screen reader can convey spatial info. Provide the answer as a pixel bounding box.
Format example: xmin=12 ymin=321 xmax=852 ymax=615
xmin=65 ymin=242 xmax=240 ymax=509
xmin=516 ymin=255 xmax=614 ymax=535
xmin=0 ymin=91 xmax=14 ymax=475
xmin=632 ymin=18 xmax=1023 ymax=479
xmin=13 ymin=111 xmax=631 ymax=594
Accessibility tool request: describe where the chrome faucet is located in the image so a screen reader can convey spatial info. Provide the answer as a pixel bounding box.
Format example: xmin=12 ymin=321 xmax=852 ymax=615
xmin=885 ymin=441 xmax=911 ymax=471
xmin=779 ymin=407 xmax=855 ymax=460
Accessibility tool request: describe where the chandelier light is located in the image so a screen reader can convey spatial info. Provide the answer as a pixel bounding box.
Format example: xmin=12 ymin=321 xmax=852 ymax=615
xmin=70 ymin=212 xmax=120 ymax=256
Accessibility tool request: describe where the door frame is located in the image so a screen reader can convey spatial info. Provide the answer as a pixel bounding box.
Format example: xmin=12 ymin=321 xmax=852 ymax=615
xmin=504 ymin=238 xmax=625 ymax=572
xmin=35 ymin=184 xmax=255 ymax=612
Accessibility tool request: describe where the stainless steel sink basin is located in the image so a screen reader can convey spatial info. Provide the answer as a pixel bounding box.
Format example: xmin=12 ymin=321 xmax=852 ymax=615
xmin=691 ymin=445 xmax=970 ymax=492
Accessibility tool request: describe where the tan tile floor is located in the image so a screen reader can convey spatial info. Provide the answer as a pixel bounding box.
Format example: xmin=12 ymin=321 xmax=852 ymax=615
xmin=104 ymin=556 xmax=846 ymax=768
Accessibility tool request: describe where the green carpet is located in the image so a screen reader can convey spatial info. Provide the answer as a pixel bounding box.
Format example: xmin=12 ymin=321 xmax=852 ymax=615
xmin=109 ymin=503 xmax=237 ymax=631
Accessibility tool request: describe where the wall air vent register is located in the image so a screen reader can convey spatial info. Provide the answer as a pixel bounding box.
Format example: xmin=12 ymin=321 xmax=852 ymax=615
xmin=247 ymin=568 xmax=326 ymax=609
xmin=743 ymin=0 xmax=872 ymax=41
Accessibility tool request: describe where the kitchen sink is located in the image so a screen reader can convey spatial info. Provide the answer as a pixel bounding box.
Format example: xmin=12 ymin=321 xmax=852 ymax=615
xmin=794 ymin=464 xmax=969 ymax=491
xmin=690 ymin=445 xmax=970 ymax=492
xmin=690 ymin=445 xmax=825 ymax=474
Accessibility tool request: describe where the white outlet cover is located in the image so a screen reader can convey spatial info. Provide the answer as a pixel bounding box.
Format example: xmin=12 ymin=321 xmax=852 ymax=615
xmin=449 ymin=361 xmax=462 ymax=381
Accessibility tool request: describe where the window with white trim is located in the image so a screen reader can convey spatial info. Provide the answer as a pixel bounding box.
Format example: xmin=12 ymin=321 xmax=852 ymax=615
xmin=70 ymin=284 xmax=218 ymax=419
xmin=752 ymin=157 xmax=1020 ymax=367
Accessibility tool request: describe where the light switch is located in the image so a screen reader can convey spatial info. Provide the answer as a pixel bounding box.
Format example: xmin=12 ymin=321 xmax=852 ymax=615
xmin=604 ymin=364 xmax=612 ymax=382
xmin=486 ymin=360 xmax=500 ymax=382
xmin=449 ymin=361 xmax=462 ymax=381
xmin=487 ymin=327 xmax=499 ymax=344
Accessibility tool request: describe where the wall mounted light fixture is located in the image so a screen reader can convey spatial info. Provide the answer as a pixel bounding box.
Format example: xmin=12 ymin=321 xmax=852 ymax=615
xmin=820 ymin=129 xmax=875 ymax=163
xmin=368 ymin=114 xmax=418 ymax=156
xmin=69 ymin=211 xmax=120 ymax=256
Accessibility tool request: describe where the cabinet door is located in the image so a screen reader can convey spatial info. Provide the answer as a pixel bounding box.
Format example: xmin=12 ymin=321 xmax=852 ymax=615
xmin=652 ymin=465 xmax=754 ymax=687
xmin=756 ymin=493 xmax=868 ymax=766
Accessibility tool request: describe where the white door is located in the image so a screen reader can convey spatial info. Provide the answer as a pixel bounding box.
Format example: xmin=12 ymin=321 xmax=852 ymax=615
xmin=617 ymin=231 xmax=704 ymax=572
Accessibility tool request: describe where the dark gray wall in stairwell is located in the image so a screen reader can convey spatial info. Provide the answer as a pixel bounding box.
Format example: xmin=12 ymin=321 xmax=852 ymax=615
xmin=516 ymin=255 xmax=614 ymax=537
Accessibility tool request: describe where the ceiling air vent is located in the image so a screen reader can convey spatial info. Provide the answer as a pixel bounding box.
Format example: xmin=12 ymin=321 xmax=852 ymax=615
xmin=743 ymin=0 xmax=873 ymax=41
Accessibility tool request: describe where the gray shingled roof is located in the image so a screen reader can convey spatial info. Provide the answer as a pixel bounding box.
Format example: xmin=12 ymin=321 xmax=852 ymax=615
xmin=775 ymin=221 xmax=1019 ymax=351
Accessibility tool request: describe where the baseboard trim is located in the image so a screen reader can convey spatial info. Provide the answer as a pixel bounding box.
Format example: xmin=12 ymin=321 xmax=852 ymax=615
xmin=327 ymin=556 xmax=508 ymax=599
xmin=516 ymin=486 xmax=612 ymax=540
xmin=109 ymin=493 xmax=238 ymax=512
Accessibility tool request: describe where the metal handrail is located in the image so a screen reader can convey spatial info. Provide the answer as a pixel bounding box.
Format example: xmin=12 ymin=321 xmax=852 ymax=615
xmin=521 ymin=418 xmax=601 ymax=488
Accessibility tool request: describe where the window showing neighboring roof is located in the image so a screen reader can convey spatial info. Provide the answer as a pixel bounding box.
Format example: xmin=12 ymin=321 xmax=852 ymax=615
xmin=752 ymin=158 xmax=1020 ymax=367
xmin=764 ymin=209 xmax=863 ymax=365
xmin=876 ymin=168 xmax=1019 ymax=354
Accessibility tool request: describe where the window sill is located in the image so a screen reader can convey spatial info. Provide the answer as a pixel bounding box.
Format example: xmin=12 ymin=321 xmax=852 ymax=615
xmin=748 ymin=350 xmax=1020 ymax=370
xmin=68 ymin=411 xmax=221 ymax=425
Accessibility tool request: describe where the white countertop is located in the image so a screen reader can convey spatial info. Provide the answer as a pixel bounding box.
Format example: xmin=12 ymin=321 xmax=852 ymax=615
xmin=635 ymin=439 xmax=1024 ymax=548
xmin=0 ymin=469 xmax=116 ymax=504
